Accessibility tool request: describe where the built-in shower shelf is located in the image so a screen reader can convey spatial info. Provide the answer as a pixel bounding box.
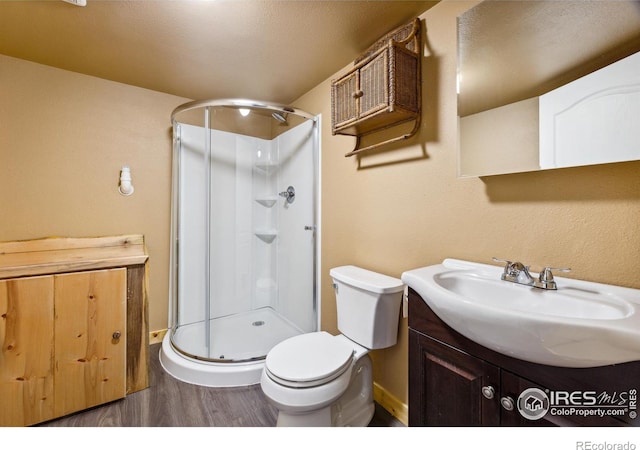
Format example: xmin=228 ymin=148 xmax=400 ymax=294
xmin=255 ymin=197 xmax=277 ymax=208
xmin=255 ymin=230 xmax=278 ymax=243
xmin=255 ymin=162 xmax=278 ymax=174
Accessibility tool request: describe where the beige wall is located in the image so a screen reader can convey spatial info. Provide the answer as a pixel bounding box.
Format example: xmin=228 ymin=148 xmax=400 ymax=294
xmin=0 ymin=54 xmax=187 ymax=333
xmin=294 ymin=0 xmax=640 ymax=407
xmin=2 ymin=0 xmax=640 ymax=417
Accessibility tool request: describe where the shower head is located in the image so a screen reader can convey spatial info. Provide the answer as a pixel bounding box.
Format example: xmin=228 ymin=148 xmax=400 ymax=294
xmin=272 ymin=111 xmax=289 ymax=124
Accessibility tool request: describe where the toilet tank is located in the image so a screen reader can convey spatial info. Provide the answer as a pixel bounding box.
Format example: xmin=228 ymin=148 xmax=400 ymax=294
xmin=330 ymin=266 xmax=404 ymax=350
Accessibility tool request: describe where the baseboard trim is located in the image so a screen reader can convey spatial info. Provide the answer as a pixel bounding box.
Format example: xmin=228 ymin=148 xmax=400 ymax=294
xmin=150 ymin=328 xmax=167 ymax=345
xmin=373 ymin=382 xmax=408 ymax=426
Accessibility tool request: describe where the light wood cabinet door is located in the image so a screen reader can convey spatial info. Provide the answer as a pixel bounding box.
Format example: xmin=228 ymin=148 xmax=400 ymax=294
xmin=0 ymin=276 xmax=55 ymax=426
xmin=53 ymin=268 xmax=127 ymax=417
xmin=0 ymin=235 xmax=147 ymax=426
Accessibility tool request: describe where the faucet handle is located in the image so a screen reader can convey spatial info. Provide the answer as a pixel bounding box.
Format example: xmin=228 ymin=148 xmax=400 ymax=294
xmin=492 ymin=257 xmax=512 ymax=268
xmin=492 ymin=257 xmax=528 ymax=272
xmin=535 ymin=266 xmax=571 ymax=290
xmin=492 ymin=257 xmax=531 ymax=282
xmin=539 ymin=266 xmax=571 ymax=281
xmin=492 ymin=257 xmax=512 ymax=275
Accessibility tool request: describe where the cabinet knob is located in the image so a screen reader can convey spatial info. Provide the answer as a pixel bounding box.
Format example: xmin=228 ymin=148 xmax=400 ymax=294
xmin=352 ymin=90 xmax=364 ymax=99
xmin=481 ymin=385 xmax=495 ymax=400
xmin=500 ymin=396 xmax=515 ymax=411
xmin=112 ymin=331 xmax=122 ymax=340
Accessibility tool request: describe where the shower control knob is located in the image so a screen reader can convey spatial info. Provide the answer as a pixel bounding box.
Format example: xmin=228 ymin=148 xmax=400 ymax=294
xmin=279 ymin=186 xmax=296 ymax=204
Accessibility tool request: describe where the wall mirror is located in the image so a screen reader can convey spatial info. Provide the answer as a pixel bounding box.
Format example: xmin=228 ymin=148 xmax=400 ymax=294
xmin=457 ymin=0 xmax=640 ymax=177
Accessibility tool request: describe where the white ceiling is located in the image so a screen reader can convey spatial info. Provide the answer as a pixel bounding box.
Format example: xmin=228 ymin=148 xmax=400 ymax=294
xmin=0 ymin=0 xmax=437 ymax=104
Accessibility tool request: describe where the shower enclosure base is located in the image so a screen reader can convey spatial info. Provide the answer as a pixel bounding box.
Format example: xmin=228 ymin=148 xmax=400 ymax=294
xmin=159 ymin=307 xmax=302 ymax=387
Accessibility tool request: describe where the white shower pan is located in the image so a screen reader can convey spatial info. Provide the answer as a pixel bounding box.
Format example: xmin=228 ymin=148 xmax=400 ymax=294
xmin=160 ymin=308 xmax=302 ymax=387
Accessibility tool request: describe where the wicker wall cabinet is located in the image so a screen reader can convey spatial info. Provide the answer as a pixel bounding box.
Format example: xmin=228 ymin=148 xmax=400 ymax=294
xmin=331 ymin=18 xmax=422 ymax=157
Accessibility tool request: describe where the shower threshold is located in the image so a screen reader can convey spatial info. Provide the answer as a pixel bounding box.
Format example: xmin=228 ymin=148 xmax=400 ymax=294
xmin=159 ymin=307 xmax=302 ymax=387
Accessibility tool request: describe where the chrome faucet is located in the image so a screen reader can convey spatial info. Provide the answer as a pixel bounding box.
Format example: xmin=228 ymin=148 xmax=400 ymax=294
xmin=492 ymin=257 xmax=534 ymax=286
xmin=492 ymin=257 xmax=571 ymax=290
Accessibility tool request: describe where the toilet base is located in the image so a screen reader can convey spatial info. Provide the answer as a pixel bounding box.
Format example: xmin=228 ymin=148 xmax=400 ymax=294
xmin=271 ymin=353 xmax=375 ymax=427
xmin=277 ymin=406 xmax=332 ymax=427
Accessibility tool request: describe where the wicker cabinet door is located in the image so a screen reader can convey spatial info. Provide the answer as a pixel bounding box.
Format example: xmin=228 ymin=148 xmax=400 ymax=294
xmin=53 ymin=268 xmax=127 ymax=417
xmin=359 ymin=49 xmax=390 ymax=117
xmin=0 ymin=276 xmax=55 ymax=426
xmin=332 ymin=71 xmax=359 ymax=128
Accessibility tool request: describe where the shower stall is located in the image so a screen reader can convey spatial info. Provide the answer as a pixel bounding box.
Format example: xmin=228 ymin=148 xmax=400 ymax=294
xmin=160 ymin=99 xmax=320 ymax=387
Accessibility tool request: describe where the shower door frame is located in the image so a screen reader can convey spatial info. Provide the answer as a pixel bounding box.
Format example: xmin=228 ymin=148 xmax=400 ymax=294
xmin=168 ymin=99 xmax=321 ymax=364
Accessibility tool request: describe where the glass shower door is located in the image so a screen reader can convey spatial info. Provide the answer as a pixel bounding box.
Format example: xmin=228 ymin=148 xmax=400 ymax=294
xmin=169 ymin=103 xmax=317 ymax=363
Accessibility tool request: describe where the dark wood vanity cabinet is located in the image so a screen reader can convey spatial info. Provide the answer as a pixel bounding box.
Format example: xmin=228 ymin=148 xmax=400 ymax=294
xmin=408 ymin=288 xmax=639 ymax=427
xmin=411 ymin=330 xmax=500 ymax=426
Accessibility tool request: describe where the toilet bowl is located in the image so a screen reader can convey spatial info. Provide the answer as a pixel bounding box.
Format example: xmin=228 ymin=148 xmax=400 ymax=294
xmin=260 ymin=266 xmax=404 ymax=427
xmin=260 ymin=332 xmax=373 ymax=426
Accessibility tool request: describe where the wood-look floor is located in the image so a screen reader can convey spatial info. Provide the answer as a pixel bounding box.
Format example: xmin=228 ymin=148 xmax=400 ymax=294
xmin=38 ymin=343 xmax=403 ymax=427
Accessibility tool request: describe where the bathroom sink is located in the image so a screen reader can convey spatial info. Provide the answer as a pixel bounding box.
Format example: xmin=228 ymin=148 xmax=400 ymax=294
xmin=401 ymin=259 xmax=640 ymax=368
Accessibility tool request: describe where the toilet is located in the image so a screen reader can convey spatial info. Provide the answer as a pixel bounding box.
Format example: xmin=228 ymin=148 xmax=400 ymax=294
xmin=260 ymin=265 xmax=404 ymax=426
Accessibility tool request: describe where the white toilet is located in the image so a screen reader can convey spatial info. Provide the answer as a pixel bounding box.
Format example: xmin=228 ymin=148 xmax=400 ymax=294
xmin=260 ymin=265 xmax=404 ymax=426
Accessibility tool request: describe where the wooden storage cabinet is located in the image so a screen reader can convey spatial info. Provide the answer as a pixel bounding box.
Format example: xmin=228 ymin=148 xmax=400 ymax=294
xmin=0 ymin=235 xmax=148 ymax=426
xmin=408 ymin=288 xmax=638 ymax=427
xmin=0 ymin=269 xmax=126 ymax=426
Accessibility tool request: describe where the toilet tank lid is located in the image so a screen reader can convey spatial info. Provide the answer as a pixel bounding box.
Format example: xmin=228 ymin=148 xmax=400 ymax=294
xmin=330 ymin=265 xmax=404 ymax=294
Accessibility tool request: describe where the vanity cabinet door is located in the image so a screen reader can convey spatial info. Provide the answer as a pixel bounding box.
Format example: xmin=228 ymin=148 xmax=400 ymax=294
xmin=499 ymin=370 xmax=558 ymax=427
xmin=409 ymin=330 xmax=501 ymax=426
xmin=54 ymin=268 xmax=127 ymax=417
xmin=0 ymin=276 xmax=55 ymax=426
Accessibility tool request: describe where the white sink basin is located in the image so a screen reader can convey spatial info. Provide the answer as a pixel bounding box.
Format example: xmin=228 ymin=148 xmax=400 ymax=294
xmin=401 ymin=259 xmax=640 ymax=368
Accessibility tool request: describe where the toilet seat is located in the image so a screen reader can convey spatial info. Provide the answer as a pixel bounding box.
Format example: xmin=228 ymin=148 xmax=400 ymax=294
xmin=265 ymin=332 xmax=355 ymax=388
